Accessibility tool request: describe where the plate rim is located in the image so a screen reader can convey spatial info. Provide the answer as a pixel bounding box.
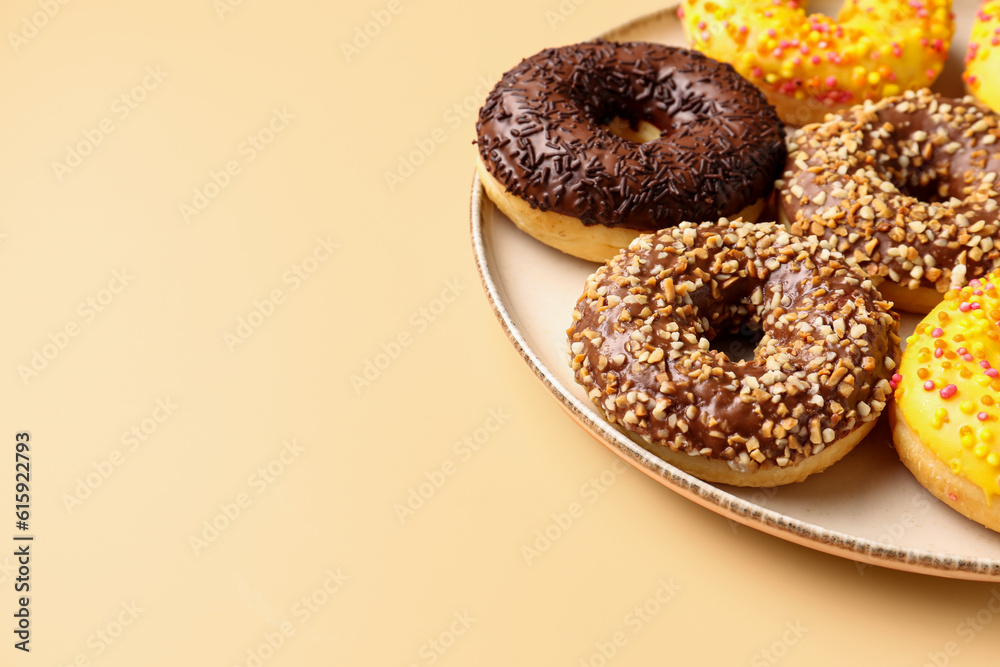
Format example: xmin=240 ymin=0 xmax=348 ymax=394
xmin=471 ymin=181 xmax=1000 ymax=583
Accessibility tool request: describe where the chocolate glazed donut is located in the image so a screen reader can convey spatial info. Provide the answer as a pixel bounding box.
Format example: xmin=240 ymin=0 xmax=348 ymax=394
xmin=568 ymin=219 xmax=900 ymax=486
xmin=476 ymin=41 xmax=787 ymax=262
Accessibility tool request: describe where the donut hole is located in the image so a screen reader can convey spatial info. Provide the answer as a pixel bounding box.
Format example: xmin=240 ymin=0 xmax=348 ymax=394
xmin=572 ymin=66 xmax=682 ymax=144
xmin=883 ymin=156 xmax=956 ymax=203
xmin=711 ymin=323 xmax=764 ymax=363
xmin=602 ymin=116 xmax=664 ymax=143
xmin=877 ymin=118 xmax=971 ymax=203
xmin=803 ymin=0 xmax=844 ymax=20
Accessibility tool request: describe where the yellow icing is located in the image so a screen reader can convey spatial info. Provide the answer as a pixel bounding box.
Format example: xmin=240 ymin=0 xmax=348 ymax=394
xmin=897 ymin=270 xmax=1000 ymax=502
xmin=964 ymin=0 xmax=1000 ymax=113
xmin=679 ymin=0 xmax=953 ymax=121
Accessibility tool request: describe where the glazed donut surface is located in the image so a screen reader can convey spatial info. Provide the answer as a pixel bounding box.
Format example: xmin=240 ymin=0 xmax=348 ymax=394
xmin=779 ymin=89 xmax=1000 ymax=312
xmin=475 ymin=41 xmax=786 ymax=248
xmin=964 ymin=0 xmax=1000 ymax=113
xmin=567 ymin=219 xmax=900 ymax=486
xmin=680 ymin=0 xmax=953 ymax=125
xmin=893 ymin=270 xmax=1000 ymax=532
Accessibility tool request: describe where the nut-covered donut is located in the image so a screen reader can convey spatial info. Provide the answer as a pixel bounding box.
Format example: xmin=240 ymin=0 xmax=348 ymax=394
xmin=567 ymin=218 xmax=900 ymax=487
xmin=475 ymin=40 xmax=787 ymax=263
xmin=778 ymin=89 xmax=1000 ymax=313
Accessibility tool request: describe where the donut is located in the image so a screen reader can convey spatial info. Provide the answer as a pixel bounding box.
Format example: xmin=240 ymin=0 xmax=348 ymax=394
xmin=567 ymin=218 xmax=900 ymax=486
xmin=964 ymin=1 xmax=1000 ymax=114
xmin=892 ymin=270 xmax=1000 ymax=532
xmin=475 ymin=41 xmax=786 ymax=263
xmin=679 ymin=0 xmax=954 ymax=126
xmin=778 ymin=89 xmax=1000 ymax=313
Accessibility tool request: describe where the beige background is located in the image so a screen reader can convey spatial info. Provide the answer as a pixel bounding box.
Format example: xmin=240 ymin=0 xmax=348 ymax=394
xmin=0 ymin=0 xmax=999 ymax=664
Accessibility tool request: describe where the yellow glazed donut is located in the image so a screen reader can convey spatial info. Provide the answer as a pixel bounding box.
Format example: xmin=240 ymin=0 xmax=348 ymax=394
xmin=892 ymin=269 xmax=1000 ymax=532
xmin=964 ymin=1 xmax=1000 ymax=113
xmin=679 ymin=0 xmax=954 ymax=126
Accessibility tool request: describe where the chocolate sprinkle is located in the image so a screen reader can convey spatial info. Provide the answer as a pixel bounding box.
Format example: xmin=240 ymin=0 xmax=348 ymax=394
xmin=476 ymin=40 xmax=787 ymax=230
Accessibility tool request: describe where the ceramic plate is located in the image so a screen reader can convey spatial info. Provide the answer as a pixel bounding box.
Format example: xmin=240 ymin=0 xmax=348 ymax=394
xmin=472 ymin=2 xmax=1000 ymax=580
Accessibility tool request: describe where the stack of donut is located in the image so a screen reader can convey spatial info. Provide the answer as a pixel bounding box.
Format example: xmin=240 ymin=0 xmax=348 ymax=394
xmin=475 ymin=3 xmax=1000 ymax=532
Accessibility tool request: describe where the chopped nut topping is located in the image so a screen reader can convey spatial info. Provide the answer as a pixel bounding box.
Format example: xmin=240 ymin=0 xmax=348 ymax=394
xmin=568 ymin=219 xmax=900 ymax=474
